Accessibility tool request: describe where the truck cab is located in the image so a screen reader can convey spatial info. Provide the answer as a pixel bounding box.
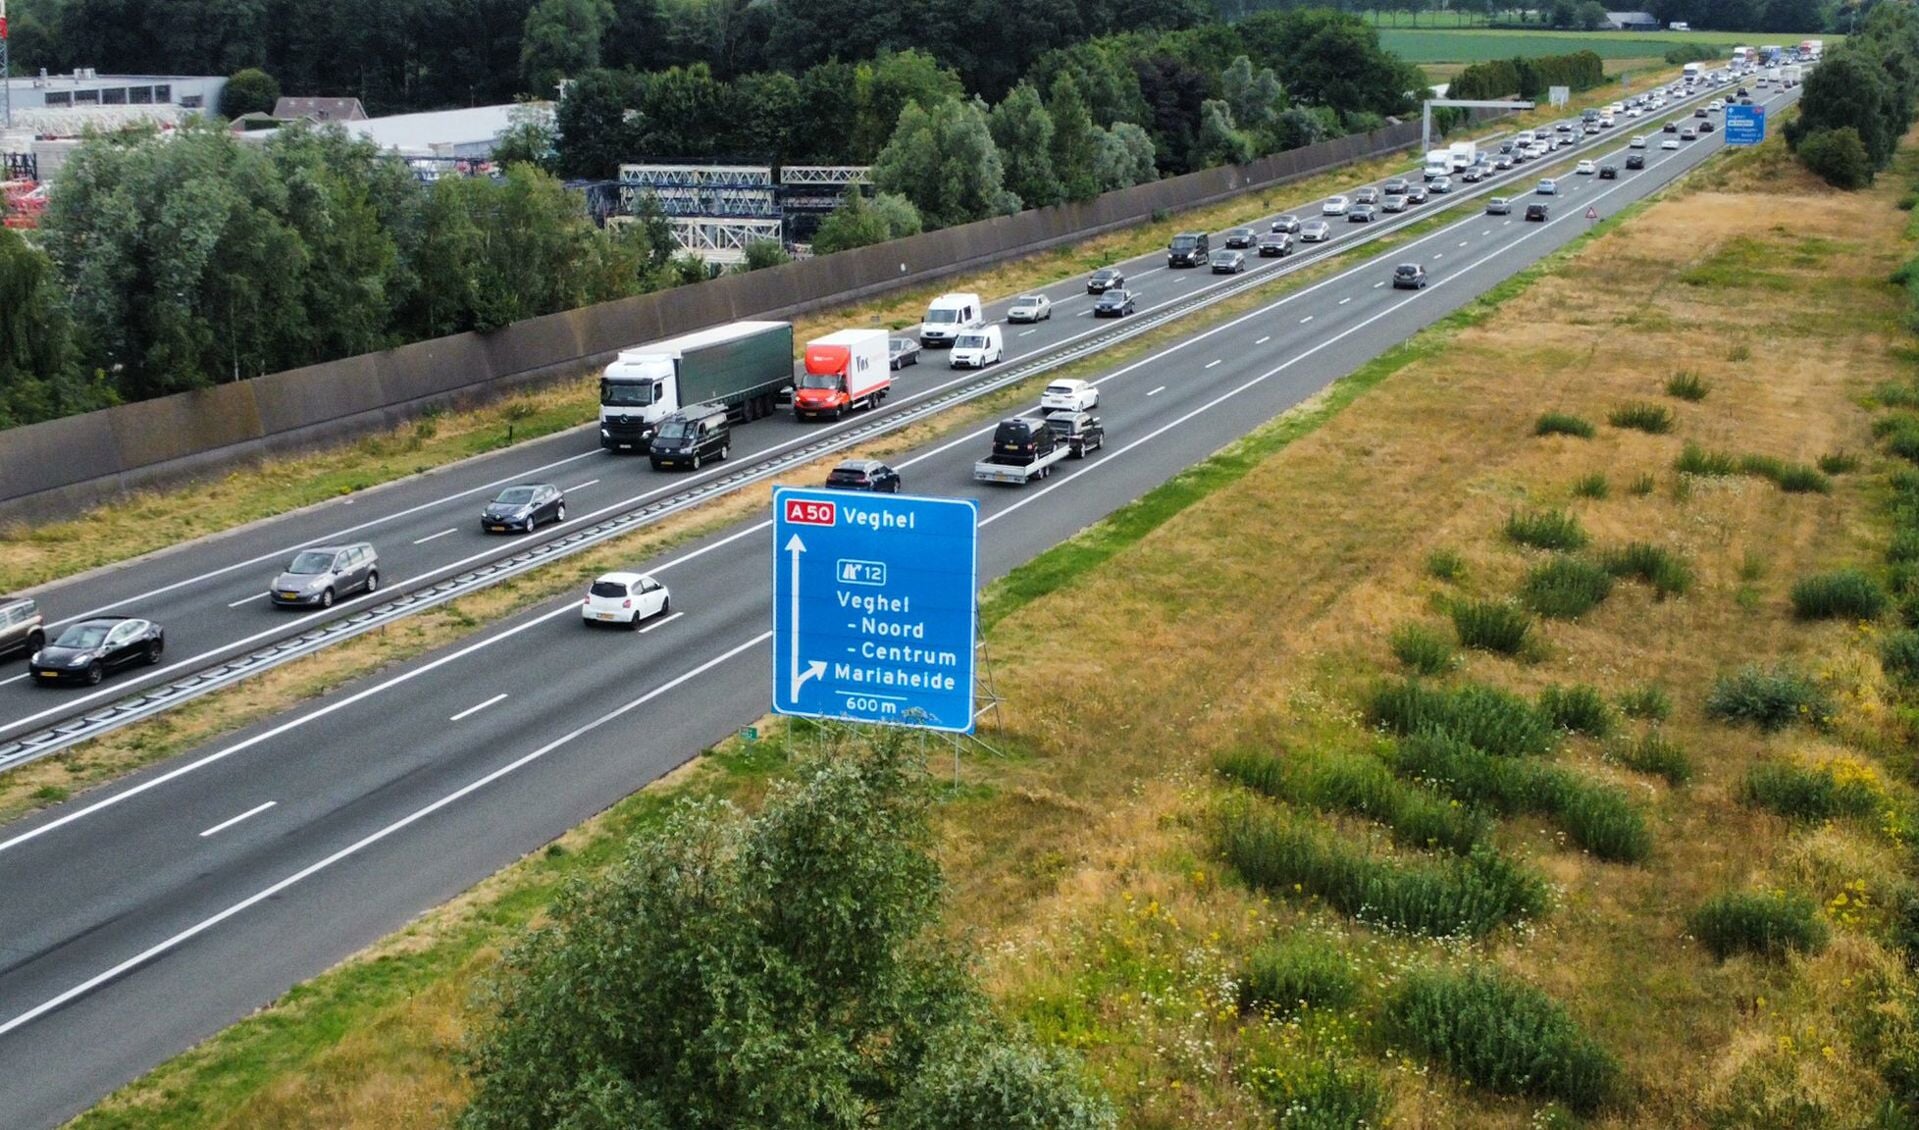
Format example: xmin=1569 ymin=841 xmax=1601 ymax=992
xmin=920 ymin=293 xmax=983 ymax=348
xmin=599 ymin=321 xmax=792 ymax=451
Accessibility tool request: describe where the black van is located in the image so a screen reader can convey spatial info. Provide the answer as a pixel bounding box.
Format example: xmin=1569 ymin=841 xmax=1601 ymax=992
xmin=648 ymin=403 xmax=731 ymax=470
xmin=1167 ymin=231 xmax=1210 ymax=268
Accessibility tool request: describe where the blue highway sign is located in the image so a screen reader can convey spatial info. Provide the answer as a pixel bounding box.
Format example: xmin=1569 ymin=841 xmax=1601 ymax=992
xmin=772 ymin=488 xmax=979 ymax=733
xmin=1724 ymin=104 xmax=1766 ymax=147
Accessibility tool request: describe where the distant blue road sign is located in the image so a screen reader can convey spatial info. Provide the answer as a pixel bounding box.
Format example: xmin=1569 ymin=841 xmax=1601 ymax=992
xmin=772 ymin=488 xmax=978 ymax=733
xmin=1725 ymin=105 xmax=1766 ymax=147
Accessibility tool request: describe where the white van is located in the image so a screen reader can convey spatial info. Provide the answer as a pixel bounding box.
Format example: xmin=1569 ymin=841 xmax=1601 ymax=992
xmin=920 ymin=292 xmax=984 ymax=348
xmin=948 ymin=324 xmax=1004 ymax=369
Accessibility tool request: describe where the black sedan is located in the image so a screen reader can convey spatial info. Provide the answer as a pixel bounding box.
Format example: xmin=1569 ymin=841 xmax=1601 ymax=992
xmin=1093 ymin=288 xmax=1136 ymax=317
xmin=1663 ymin=121 xmax=1679 ymax=133
xmin=1256 ymin=232 xmax=1293 ymax=257
xmin=481 ymin=482 xmax=565 ymax=534
xmin=824 ymin=459 xmax=902 ymax=493
xmin=1525 ymin=202 xmax=1549 ymax=222
xmin=1405 ymin=185 xmax=1429 ymax=204
xmin=1224 ymin=227 xmax=1256 ymax=249
xmin=1086 ymin=267 xmax=1125 ymax=293
xmin=1625 ymin=153 xmax=1645 ymax=169
xmin=31 ymin=616 xmax=163 ymax=686
xmin=1270 ymin=214 xmax=1302 ymax=234
xmin=1599 ymin=164 xmax=1618 ymax=179
xmin=888 ymin=338 xmax=920 ymax=369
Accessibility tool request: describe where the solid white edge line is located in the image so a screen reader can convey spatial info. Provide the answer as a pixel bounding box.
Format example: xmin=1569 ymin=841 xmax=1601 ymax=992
xmin=448 ymin=692 xmax=509 ymax=722
xmin=0 ymin=632 xmax=770 ymax=1040
xmin=0 ymin=519 xmax=774 ymax=857
xmin=198 ymin=801 xmax=276 ymax=839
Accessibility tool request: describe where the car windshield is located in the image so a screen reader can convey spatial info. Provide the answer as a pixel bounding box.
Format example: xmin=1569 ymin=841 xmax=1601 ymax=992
xmin=1172 ymin=236 xmax=1197 ymax=249
xmin=926 ymin=308 xmax=959 ymax=323
xmin=889 ymin=340 xmax=909 ymax=353
xmin=55 ymin=623 xmax=111 ymax=649
xmin=601 ymin=379 xmax=654 ymax=406
xmin=798 ymin=372 xmax=841 ymax=389
xmin=288 ymin=551 xmax=335 ymax=574
xmin=1095 ymin=269 xmax=1118 ymax=279
xmin=1100 ymin=290 xmax=1125 ymax=301
xmin=494 ymin=487 xmax=537 ymax=505
xmin=1211 ymin=252 xmax=1232 ymax=261
xmin=827 ymin=468 xmax=868 ymax=483
xmin=1397 ymin=266 xmax=1417 ymax=276
xmin=1016 ymin=295 xmax=1043 ymax=305
xmin=589 ymin=580 xmax=629 ymax=598
xmin=955 ymin=335 xmax=985 ymax=349
xmin=656 ymin=418 xmax=694 ymax=439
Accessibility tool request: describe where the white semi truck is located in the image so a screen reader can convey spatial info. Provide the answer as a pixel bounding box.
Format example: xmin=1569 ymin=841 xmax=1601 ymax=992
xmin=598 ymin=321 xmax=794 ymax=452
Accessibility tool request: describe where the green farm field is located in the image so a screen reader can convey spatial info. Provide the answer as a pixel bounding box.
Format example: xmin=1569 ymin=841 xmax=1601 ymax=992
xmin=1379 ymin=27 xmax=1825 ymax=62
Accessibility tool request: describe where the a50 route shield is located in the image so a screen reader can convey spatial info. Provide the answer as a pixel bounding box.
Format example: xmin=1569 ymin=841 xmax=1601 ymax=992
xmin=771 ymin=487 xmax=979 ymax=733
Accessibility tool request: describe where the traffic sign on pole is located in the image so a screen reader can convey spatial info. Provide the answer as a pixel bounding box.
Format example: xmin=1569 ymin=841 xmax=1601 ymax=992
xmin=1724 ymin=104 xmax=1766 ymax=147
xmin=772 ymin=487 xmax=979 ymax=733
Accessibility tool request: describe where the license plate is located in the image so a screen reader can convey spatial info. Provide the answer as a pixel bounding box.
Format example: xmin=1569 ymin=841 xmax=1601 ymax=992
xmin=489 ymin=525 xmax=507 ymax=531
xmin=278 ymin=592 xmax=299 ymax=599
xmin=595 ymin=612 xmax=616 ymax=620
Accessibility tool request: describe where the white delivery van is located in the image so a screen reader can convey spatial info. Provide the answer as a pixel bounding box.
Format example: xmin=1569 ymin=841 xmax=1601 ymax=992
xmin=920 ymin=292 xmax=984 ymax=347
xmin=948 ymin=324 xmax=1004 ymax=368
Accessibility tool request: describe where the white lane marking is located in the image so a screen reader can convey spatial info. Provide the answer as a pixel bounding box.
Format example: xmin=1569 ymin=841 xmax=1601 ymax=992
xmin=1432 ymin=253 xmax=1443 ymax=260
xmin=449 ymin=693 xmax=508 ymax=722
xmin=566 ymin=478 xmax=600 ymax=492
xmin=1339 ymin=297 xmax=1351 ymax=305
xmin=639 ymin=611 xmax=685 ymax=634
xmin=225 ymin=593 xmax=267 ymax=608
xmin=0 ymin=519 xmax=771 ymax=857
xmin=0 ymin=673 xmax=27 ymax=687
xmin=1255 ymin=336 xmax=1271 ymax=345
xmin=1205 ymin=360 xmax=1222 ymax=369
xmin=1019 ymin=329 xmax=1036 ymax=336
xmin=199 ymin=801 xmax=276 ymax=839
xmin=1374 ymin=281 xmax=1386 ymax=288
xmin=412 ymin=528 xmax=458 ymax=545
xmin=0 ymin=632 xmax=769 ymax=1040
xmin=1458 ymin=240 xmax=1470 ymax=247
xmin=1147 ymin=386 xmax=1166 ymax=397
xmin=1300 ymin=315 xmax=1314 ymax=323
xmin=1483 ymin=229 xmax=1493 ymax=236
xmin=1077 ymin=310 xmax=1092 ymax=316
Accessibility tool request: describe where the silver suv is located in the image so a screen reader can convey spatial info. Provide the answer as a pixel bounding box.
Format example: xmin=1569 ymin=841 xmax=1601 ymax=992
xmin=271 ymin=543 xmax=380 ymax=609
xmin=0 ymin=596 xmax=45 ymax=658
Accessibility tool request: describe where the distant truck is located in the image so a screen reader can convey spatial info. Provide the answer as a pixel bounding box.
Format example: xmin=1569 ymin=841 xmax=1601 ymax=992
xmin=1682 ymin=62 xmax=1703 ymax=80
xmin=1423 ymin=149 xmax=1450 ymax=179
xmin=919 ymin=292 xmax=983 ymax=348
xmin=1800 ymin=39 xmax=1823 ymax=59
xmin=794 ymin=329 xmax=891 ymax=419
xmin=1781 ymin=64 xmax=1802 ymax=86
xmin=599 ymin=321 xmax=794 ymax=452
xmin=1448 ymin=141 xmax=1475 ymax=169
xmin=974 ymin=417 xmax=1067 ymax=485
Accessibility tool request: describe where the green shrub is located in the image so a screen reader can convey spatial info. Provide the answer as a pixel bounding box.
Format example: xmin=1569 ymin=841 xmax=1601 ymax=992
xmin=1665 ymin=371 xmax=1710 ymax=401
xmin=1451 ymin=600 xmax=1533 ymax=656
xmin=1505 ymin=509 xmax=1588 ymax=552
xmin=1790 ymin=569 xmax=1888 ymax=621
xmin=1426 ymin=548 xmax=1466 ymax=582
xmin=1740 ymin=454 xmax=1832 ymax=494
xmin=1690 ymin=890 xmax=1829 ymax=960
xmin=1705 ymin=665 xmax=1833 ymax=732
xmin=1390 ymin=623 xmax=1455 ymax=676
xmin=1675 ymin=443 xmax=1738 ymax=476
xmin=1880 ymin=415 xmax=1919 ymax=463
xmin=1522 ymin=557 xmax=1615 ymax=619
xmin=1215 ymin=748 xmax=1486 ymax=855
xmin=1383 ymin=968 xmax=1619 ymax=1115
xmin=1608 ymin=402 xmax=1674 ymax=434
xmin=1389 ymin=732 xmax=1650 ymax=863
xmin=1239 ymin=936 xmax=1361 ymax=1017
xmin=1881 ymin=384 xmax=1919 ymax=411
xmin=1538 ymin=684 xmax=1617 ymax=738
xmin=1535 ymin=412 xmax=1595 ymax=439
xmin=1570 ymin=472 xmax=1609 ymax=499
xmin=1617 ymin=683 xmax=1672 ymax=721
xmin=1218 ymin=807 xmax=1548 ymax=938
xmin=1817 ymin=451 xmax=1859 ymax=475
xmin=1883 ymin=629 xmax=1919 ymax=686
xmin=1260 ymin=1056 xmax=1388 ymax=1130
xmin=1611 ymin=731 xmax=1693 ymax=785
xmin=1628 ymin=473 xmax=1655 ymax=496
xmin=1367 ymin=681 xmax=1555 ymax=758
xmin=1740 ymin=758 xmax=1882 ymax=823
xmin=1600 ymin=542 xmax=1694 ymax=598
xmin=1890 ymin=529 xmax=1919 ymax=565
xmin=1797 ymin=126 xmax=1873 ymax=190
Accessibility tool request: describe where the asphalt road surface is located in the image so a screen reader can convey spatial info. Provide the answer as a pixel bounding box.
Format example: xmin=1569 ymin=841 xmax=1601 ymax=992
xmin=0 ymin=75 xmax=1750 ymax=747
xmin=0 ymin=79 xmax=1799 ymax=1127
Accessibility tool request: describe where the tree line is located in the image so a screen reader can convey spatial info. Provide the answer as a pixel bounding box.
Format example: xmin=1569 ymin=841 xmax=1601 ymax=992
xmin=1789 ymin=3 xmax=1919 ymax=188
xmin=0 ymin=124 xmax=694 ymax=426
xmin=1447 ymin=51 xmax=1606 ymax=100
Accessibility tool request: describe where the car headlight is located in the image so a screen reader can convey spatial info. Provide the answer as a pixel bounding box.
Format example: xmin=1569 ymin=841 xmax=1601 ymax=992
xmin=29 ymin=651 xmax=40 ymax=665
xmin=68 ymin=652 xmax=94 ymax=667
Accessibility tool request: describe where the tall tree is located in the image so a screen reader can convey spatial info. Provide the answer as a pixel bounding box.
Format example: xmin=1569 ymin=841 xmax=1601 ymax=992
xmin=221 ymin=67 xmax=282 ymax=118
xmin=1047 ymin=71 xmax=1100 ymax=201
xmin=520 ymin=0 xmax=616 ymax=98
xmin=872 ymin=97 xmax=1018 ymax=228
xmin=852 ymin=50 xmax=966 ymax=162
xmin=0 ymin=228 xmax=99 ymax=428
xmin=1191 ymin=99 xmax=1254 ymax=168
xmin=811 ymin=191 xmax=924 ymax=253
xmin=1220 ymin=54 xmax=1283 ymax=135
xmin=989 ymin=83 xmax=1063 ymax=209
xmin=554 ymin=68 xmax=640 ymax=179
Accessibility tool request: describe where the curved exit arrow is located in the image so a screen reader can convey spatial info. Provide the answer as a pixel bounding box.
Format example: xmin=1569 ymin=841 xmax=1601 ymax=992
xmin=785 ymin=533 xmax=826 ymax=701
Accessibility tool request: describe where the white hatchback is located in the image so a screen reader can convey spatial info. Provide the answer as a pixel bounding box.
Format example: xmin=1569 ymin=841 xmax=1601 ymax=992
xmin=1007 ymin=293 xmax=1052 ymax=323
xmin=1629 ymin=135 xmax=1647 ymax=149
xmin=1576 ymin=160 xmax=1596 ymax=175
xmin=582 ymin=572 xmax=670 ymax=627
xmin=1040 ymin=378 xmax=1100 ymax=412
xmin=1322 ymin=195 xmax=1350 ymax=216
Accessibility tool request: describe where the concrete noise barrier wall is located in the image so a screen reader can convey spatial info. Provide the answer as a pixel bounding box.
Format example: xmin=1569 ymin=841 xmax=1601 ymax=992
xmin=0 ymin=119 xmax=1436 ymax=523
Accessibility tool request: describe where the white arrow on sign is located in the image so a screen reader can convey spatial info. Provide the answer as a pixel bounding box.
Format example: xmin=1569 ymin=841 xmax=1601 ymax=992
xmin=785 ymin=533 xmax=827 ymax=702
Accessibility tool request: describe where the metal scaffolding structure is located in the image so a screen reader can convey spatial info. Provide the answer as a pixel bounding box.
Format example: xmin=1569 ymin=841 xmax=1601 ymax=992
xmin=778 ymin=165 xmax=870 ymax=186
xmin=610 ymin=162 xmax=874 ymax=262
xmin=669 ymin=216 xmax=784 ymax=264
